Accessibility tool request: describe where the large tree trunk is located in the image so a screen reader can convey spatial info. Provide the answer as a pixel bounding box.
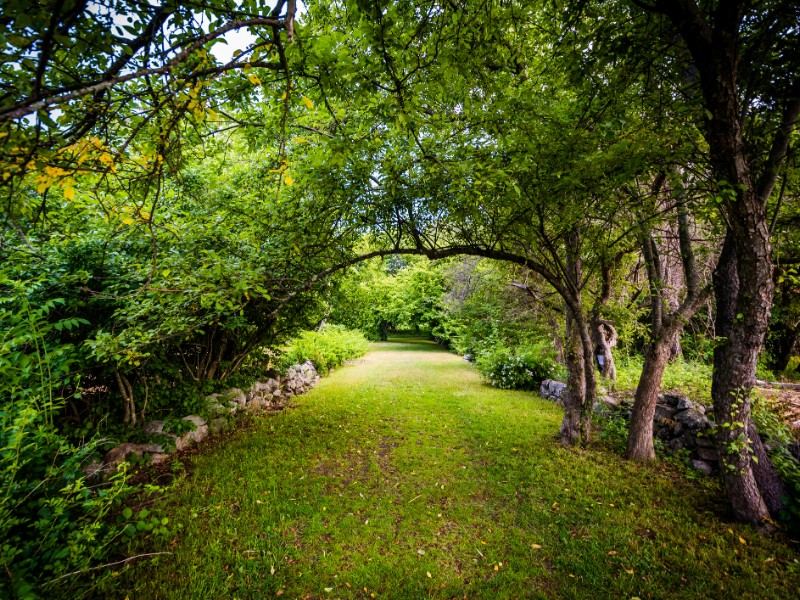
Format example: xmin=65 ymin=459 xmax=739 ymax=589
xmin=712 ymin=233 xmax=771 ymax=524
xmin=625 ymin=335 xmax=674 ymax=460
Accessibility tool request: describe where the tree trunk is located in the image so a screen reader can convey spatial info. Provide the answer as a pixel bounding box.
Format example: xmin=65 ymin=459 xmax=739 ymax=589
xmin=748 ymin=418 xmax=787 ymax=515
xmin=560 ymin=228 xmax=594 ymax=446
xmin=560 ymin=306 xmax=585 ymax=446
xmin=712 ymin=233 xmax=771 ymax=525
xmin=625 ymin=336 xmax=673 ymax=460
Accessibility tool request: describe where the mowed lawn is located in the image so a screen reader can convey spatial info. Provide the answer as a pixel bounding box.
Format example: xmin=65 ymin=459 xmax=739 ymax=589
xmin=111 ymin=340 xmax=800 ymax=599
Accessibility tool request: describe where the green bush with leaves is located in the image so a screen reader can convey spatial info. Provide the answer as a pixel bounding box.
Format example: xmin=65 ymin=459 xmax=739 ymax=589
xmin=0 ymin=281 xmax=133 ymax=599
xmin=475 ymin=342 xmax=564 ymax=390
xmin=278 ymin=325 xmax=369 ymax=374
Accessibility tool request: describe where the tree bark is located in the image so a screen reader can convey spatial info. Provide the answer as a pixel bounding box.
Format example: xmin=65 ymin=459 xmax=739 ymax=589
xmin=561 ymin=306 xmax=585 ymax=446
xmin=625 ymin=335 xmax=674 ymax=460
xmin=712 ymin=233 xmax=771 ymax=524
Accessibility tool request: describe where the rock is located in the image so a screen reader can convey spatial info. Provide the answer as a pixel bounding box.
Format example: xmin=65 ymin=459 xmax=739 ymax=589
xmin=247 ymin=396 xmax=265 ymax=412
xmin=174 ymin=416 xmax=208 ymax=450
xmin=654 ymin=404 xmax=676 ymax=421
xmin=676 ymin=397 xmax=695 ymax=411
xmin=668 ymin=438 xmax=684 ymax=451
xmin=599 ymin=395 xmax=620 ymax=409
xmin=696 ymin=446 xmax=719 ymax=462
xmin=663 ymin=393 xmax=687 ymax=408
xmin=272 ymin=391 xmax=284 ymax=402
xmin=463 ymin=354 xmax=474 ymax=362
xmin=681 ymin=431 xmax=698 ymax=450
xmin=142 ymin=420 xmax=165 ymax=435
xmin=672 ymin=422 xmax=684 ymax=437
xmin=218 ymin=388 xmax=246 ymax=412
xmin=203 ymin=394 xmax=229 ymax=417
xmin=540 ymin=380 xmax=567 ymax=401
xmin=691 ymin=460 xmax=714 ymax=475
xmin=104 ymin=443 xmax=164 ymax=470
xmin=674 ymin=408 xmax=711 ymax=431
xmin=695 ymin=435 xmax=716 ymax=448
xmin=150 ymin=453 xmax=170 ymax=465
xmin=209 ymin=417 xmax=228 ymax=434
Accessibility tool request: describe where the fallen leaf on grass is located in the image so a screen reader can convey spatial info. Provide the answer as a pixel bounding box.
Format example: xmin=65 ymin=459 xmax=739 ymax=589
xmin=427 ymin=572 xmax=432 ymax=578
xmin=739 ymin=537 xmax=747 ymax=545
xmin=324 ymin=588 xmax=333 ymax=592
xmin=276 ymin=591 xmax=284 ymax=596
xmin=531 ymin=544 xmax=542 ymax=549
xmin=608 ymin=551 xmax=618 ymax=555
xmin=624 ymin=569 xmax=634 ymax=575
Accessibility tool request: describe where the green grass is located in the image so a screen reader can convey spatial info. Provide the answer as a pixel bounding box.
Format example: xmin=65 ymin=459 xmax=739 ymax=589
xmin=103 ymin=340 xmax=799 ymax=599
xmin=614 ymin=355 xmax=713 ymax=403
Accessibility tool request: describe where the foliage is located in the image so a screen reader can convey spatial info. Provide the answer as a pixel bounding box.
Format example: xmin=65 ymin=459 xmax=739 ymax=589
xmin=751 ymin=395 xmax=800 ymax=531
xmin=0 ymin=281 xmax=133 ymax=598
xmin=277 ymin=325 xmax=369 ymax=374
xmin=475 ymin=342 xmax=564 ymax=391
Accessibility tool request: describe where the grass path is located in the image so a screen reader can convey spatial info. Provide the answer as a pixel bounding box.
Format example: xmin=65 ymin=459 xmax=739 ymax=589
xmin=114 ymin=340 xmax=799 ymax=599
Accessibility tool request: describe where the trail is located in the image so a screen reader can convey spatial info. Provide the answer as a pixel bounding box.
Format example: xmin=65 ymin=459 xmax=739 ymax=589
xmin=114 ymin=340 xmax=800 ymax=600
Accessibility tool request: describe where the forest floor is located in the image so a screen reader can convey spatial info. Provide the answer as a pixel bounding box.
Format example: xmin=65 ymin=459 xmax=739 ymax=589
xmin=104 ymin=339 xmax=799 ymax=599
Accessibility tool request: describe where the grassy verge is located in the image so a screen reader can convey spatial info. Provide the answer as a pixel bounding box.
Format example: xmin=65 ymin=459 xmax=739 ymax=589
xmin=101 ymin=340 xmax=799 ymax=599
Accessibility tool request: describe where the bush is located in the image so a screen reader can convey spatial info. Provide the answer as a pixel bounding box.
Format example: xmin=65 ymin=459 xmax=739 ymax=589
xmin=277 ymin=325 xmax=370 ymax=374
xmin=0 ymin=402 xmax=133 ymax=599
xmin=751 ymin=394 xmax=800 ymax=532
xmin=475 ymin=342 xmax=563 ymax=390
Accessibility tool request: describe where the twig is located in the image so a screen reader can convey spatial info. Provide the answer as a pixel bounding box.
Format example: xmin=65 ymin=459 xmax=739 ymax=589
xmin=45 ymin=552 xmax=172 ymax=584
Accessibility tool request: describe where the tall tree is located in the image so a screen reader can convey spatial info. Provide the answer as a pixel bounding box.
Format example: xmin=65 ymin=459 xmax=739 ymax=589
xmin=629 ymin=0 xmax=800 ymax=523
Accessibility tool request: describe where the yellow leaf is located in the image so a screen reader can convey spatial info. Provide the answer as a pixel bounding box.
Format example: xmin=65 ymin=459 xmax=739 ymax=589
xmin=608 ymin=550 xmax=618 ymax=556
xmin=493 ymin=565 xmax=499 ymax=571
xmin=302 ymin=96 xmax=314 ymax=109
xmin=293 ymin=137 xmax=307 ymax=143
xmin=122 ymin=216 xmax=134 ymax=226
xmin=0 ymin=132 xmax=7 ymax=138
xmin=248 ymin=73 xmax=262 ymax=86
xmin=284 ymin=176 xmax=294 ymax=186
xmin=280 ymin=92 xmax=287 ymax=100
xmin=63 ymin=185 xmax=75 ymax=200
xmin=3 ymin=171 xmax=11 ymax=180
xmin=739 ymin=537 xmax=747 ymax=545
xmin=426 ymin=572 xmax=432 ymax=578
xmin=531 ymin=544 xmax=542 ymax=549
xmin=625 ymin=569 xmax=634 ymax=575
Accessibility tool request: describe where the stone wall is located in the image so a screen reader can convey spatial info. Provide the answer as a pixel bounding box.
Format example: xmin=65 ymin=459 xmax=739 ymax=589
xmin=539 ymin=379 xmax=718 ymax=475
xmin=85 ymin=361 xmax=320 ymax=479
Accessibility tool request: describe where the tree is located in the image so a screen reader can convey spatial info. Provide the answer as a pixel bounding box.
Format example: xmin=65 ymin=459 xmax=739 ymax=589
xmin=629 ymin=0 xmax=800 ymax=525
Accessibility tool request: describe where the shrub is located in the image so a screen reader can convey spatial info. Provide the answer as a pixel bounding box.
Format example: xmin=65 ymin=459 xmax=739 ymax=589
xmin=475 ymin=342 xmax=563 ymax=390
xmin=277 ymin=325 xmax=370 ymax=374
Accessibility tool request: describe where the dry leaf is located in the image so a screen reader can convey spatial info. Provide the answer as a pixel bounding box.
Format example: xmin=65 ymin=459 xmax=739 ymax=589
xmin=739 ymin=537 xmax=747 ymax=545
xmin=426 ymin=571 xmax=432 ymax=578
xmin=531 ymin=544 xmax=542 ymax=549
xmin=276 ymin=591 xmax=284 ymax=596
xmin=608 ymin=551 xmax=618 ymax=555
xmin=324 ymin=588 xmax=333 ymax=592
xmin=625 ymin=569 xmax=634 ymax=575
